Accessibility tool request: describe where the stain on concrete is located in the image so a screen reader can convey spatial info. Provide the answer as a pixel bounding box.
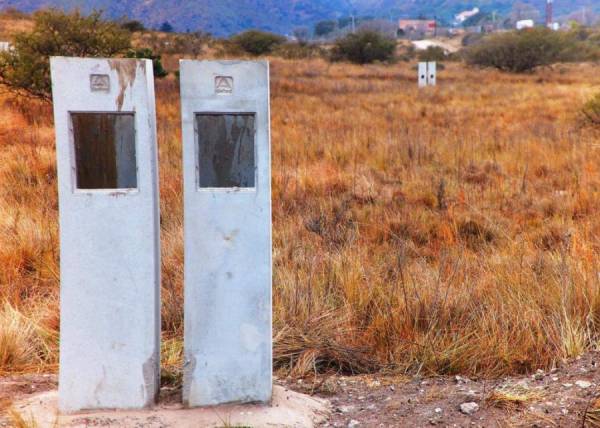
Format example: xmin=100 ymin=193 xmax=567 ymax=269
xmin=109 ymin=60 xmax=140 ymax=111
xmin=182 ymin=353 xmax=197 ymax=407
xmin=143 ymin=353 xmax=159 ymax=406
xmin=222 ymin=229 xmax=239 ymax=243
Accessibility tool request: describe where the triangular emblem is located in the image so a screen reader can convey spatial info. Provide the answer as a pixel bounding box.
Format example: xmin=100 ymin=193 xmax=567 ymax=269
xmin=215 ymin=76 xmax=233 ymax=94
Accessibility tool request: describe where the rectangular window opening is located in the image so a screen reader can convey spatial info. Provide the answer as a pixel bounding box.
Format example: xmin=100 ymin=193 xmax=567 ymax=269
xmin=71 ymin=113 xmax=137 ymax=190
xmin=196 ymin=113 xmax=256 ymax=188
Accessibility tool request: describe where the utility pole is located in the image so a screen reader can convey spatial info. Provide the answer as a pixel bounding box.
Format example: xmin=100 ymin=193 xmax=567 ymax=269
xmin=546 ymin=0 xmax=553 ymax=28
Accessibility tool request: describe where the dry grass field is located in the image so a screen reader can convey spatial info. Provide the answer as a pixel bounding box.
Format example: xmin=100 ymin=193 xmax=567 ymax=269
xmin=1 ymin=44 xmax=600 ymax=390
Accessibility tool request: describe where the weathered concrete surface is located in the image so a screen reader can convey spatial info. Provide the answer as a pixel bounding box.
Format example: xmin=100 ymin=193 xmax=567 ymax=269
xmin=428 ymin=61 xmax=437 ymax=86
xmin=11 ymin=385 xmax=329 ymax=428
xmin=50 ymin=57 xmax=161 ymax=412
xmin=418 ymin=62 xmax=427 ymax=88
xmin=180 ymin=60 xmax=272 ymax=406
xmin=418 ymin=62 xmax=436 ymax=87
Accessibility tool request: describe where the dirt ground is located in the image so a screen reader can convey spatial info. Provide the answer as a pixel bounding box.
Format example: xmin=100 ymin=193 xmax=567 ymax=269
xmin=3 ymin=352 xmax=600 ymax=427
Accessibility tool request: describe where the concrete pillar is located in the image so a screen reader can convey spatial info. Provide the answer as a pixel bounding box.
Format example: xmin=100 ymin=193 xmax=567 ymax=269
xmin=418 ymin=62 xmax=427 ymax=88
xmin=50 ymin=57 xmax=161 ymax=412
xmin=179 ymin=60 xmax=272 ymax=406
xmin=428 ymin=61 xmax=437 ymax=86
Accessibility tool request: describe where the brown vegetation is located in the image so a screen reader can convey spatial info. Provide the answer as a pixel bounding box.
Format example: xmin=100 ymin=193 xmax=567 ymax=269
xmin=1 ymin=23 xmax=600 ymax=385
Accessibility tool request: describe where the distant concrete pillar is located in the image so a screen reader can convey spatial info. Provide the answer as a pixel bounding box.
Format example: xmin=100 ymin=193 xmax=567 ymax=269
xmin=418 ymin=62 xmax=427 ymax=87
xmin=418 ymin=61 xmax=437 ymax=87
xmin=428 ymin=61 xmax=437 ymax=86
xmin=50 ymin=57 xmax=161 ymax=412
xmin=180 ymin=60 xmax=272 ymax=406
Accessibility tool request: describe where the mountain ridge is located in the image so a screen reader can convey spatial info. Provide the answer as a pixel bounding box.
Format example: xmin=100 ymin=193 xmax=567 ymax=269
xmin=0 ymin=0 xmax=599 ymax=36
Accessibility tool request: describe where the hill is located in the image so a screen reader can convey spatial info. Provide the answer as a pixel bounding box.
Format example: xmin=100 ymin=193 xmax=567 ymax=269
xmin=0 ymin=1 xmax=598 ymax=37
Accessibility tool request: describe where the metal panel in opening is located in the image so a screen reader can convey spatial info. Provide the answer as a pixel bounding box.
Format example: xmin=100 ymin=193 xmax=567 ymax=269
xmin=196 ymin=113 xmax=255 ymax=188
xmin=71 ymin=113 xmax=137 ymax=189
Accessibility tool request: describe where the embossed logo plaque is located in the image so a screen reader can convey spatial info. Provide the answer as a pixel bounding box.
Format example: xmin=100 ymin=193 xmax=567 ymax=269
xmin=215 ymin=76 xmax=233 ymax=94
xmin=90 ymin=74 xmax=110 ymax=92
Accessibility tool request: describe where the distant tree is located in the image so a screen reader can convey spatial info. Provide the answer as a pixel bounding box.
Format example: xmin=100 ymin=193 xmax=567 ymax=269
xmin=293 ymin=27 xmax=309 ymax=43
xmin=230 ymin=30 xmax=285 ymax=56
xmin=314 ymin=20 xmax=336 ymax=37
xmin=126 ymin=48 xmax=168 ymax=78
xmin=159 ymin=21 xmax=174 ymax=32
xmin=0 ymin=9 xmax=131 ymax=100
xmin=465 ymin=28 xmax=575 ymax=73
xmin=121 ymin=19 xmax=146 ymax=32
xmin=338 ymin=17 xmax=353 ymax=29
xmin=331 ymin=30 xmax=396 ymax=64
xmin=417 ymin=46 xmax=447 ymax=62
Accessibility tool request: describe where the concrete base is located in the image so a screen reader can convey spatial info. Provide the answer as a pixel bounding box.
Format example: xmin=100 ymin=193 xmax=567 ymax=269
xmin=10 ymin=385 xmax=330 ymax=428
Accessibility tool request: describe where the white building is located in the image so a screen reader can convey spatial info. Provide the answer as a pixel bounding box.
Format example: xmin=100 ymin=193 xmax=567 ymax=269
xmin=516 ymin=19 xmax=535 ymax=30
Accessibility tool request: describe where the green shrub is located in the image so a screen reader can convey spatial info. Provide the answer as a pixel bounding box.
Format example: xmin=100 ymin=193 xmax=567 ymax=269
xmin=0 ymin=9 xmax=131 ymax=100
xmin=464 ymin=28 xmax=599 ymax=73
xmin=315 ymin=20 xmax=337 ymax=37
xmin=159 ymin=21 xmax=174 ymax=33
xmin=583 ymin=93 xmax=600 ymax=127
xmin=230 ymin=30 xmax=286 ymax=56
xmin=273 ymin=42 xmax=325 ymax=60
xmin=462 ymin=32 xmax=485 ymax=47
xmin=331 ymin=30 xmax=396 ymax=64
xmin=126 ymin=48 xmax=168 ymax=78
xmin=417 ymin=46 xmax=447 ymax=62
xmin=121 ymin=20 xmax=146 ymax=32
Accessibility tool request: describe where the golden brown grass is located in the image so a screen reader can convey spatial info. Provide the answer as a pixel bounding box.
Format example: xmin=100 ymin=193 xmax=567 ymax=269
xmin=1 ymin=57 xmax=600 ymax=381
xmin=0 ymin=10 xmax=33 ymax=40
xmin=486 ymin=382 xmax=545 ymax=410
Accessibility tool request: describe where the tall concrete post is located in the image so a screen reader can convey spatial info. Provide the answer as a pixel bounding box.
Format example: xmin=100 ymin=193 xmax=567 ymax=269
xmin=418 ymin=62 xmax=436 ymax=87
xmin=180 ymin=60 xmax=272 ymax=406
xmin=428 ymin=61 xmax=437 ymax=86
xmin=50 ymin=57 xmax=161 ymax=412
xmin=418 ymin=62 xmax=428 ymax=88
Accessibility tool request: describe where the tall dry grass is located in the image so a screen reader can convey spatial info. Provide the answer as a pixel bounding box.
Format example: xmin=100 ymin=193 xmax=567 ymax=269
xmin=1 ymin=59 xmax=600 ymax=380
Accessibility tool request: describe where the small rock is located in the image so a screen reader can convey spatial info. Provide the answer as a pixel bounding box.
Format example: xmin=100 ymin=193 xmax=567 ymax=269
xmin=533 ymin=370 xmax=544 ymax=381
xmin=348 ymin=419 xmax=360 ymax=428
xmin=460 ymin=402 xmax=479 ymax=415
xmin=576 ymin=380 xmax=592 ymax=389
xmin=434 ymin=407 xmax=443 ymax=413
xmin=366 ymin=404 xmax=376 ymax=410
xmin=562 ymin=383 xmax=573 ymax=388
xmin=390 ymin=385 xmax=395 ymax=392
xmin=561 ymin=408 xmax=569 ymax=415
xmin=551 ymin=377 xmax=559 ymax=382
xmin=338 ymin=405 xmax=355 ymax=413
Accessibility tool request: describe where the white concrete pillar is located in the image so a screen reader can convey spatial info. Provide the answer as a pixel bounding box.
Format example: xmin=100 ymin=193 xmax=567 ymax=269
xmin=50 ymin=57 xmax=161 ymax=412
xmin=428 ymin=61 xmax=437 ymax=86
xmin=418 ymin=62 xmax=427 ymax=88
xmin=180 ymin=60 xmax=272 ymax=406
